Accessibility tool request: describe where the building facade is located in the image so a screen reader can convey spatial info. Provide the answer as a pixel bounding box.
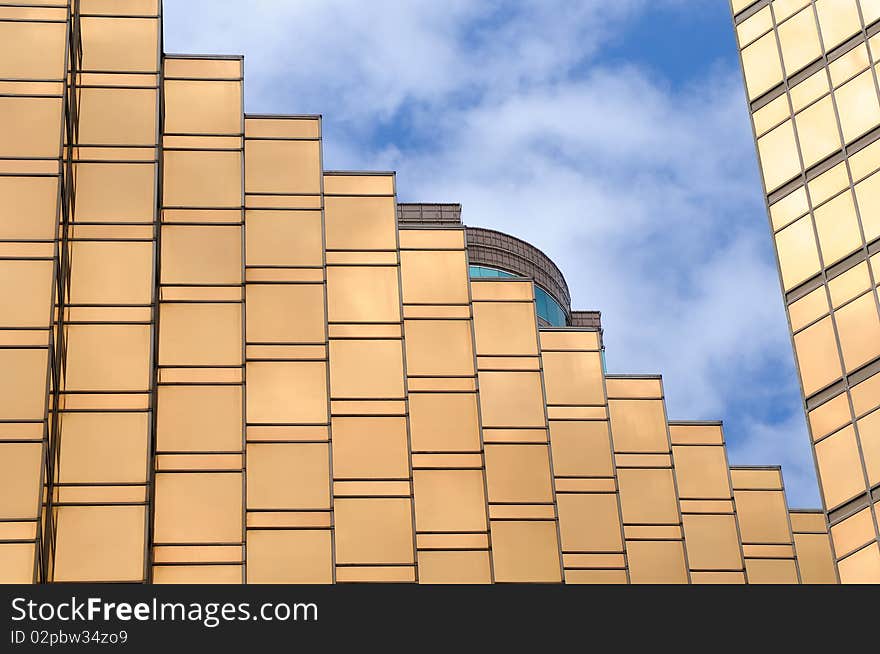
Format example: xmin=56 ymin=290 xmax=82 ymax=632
xmin=0 ymin=0 xmax=845 ymax=584
xmin=732 ymin=0 xmax=880 ymax=582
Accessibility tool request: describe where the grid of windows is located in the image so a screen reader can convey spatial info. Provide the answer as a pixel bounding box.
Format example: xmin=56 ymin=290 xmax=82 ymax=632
xmin=734 ymin=0 xmax=880 ymax=579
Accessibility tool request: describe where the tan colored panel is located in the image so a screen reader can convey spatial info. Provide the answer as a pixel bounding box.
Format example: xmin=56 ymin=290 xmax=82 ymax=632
xmin=816 ymin=426 xmax=866 ymax=508
xmin=0 ymin=260 xmax=53 ymax=327
xmin=154 ymin=472 xmax=242 ymax=543
xmin=794 ymin=317 xmax=842 ymax=396
xmin=247 ymin=361 xmax=327 ymax=424
xmin=405 ymin=320 xmax=474 ymax=376
xmin=478 ymin=371 xmax=546 ymax=428
xmin=161 ymin=226 xmax=241 ymax=285
xmin=78 ymin=87 xmax=157 ymax=145
xmin=627 ymin=540 xmax=688 ymax=584
xmin=672 ymin=445 xmax=731 ymax=499
xmin=80 ymin=17 xmax=158 ymax=72
xmin=75 ymin=163 xmax=155 ymax=222
xmin=491 ymin=521 xmax=561 ymax=582
xmin=247 ymin=443 xmax=329 ymax=510
xmin=0 ymin=443 xmax=42 ymax=519
xmin=775 ymin=215 xmax=820 ymax=291
xmin=246 ymin=284 xmax=325 ymax=344
xmin=66 ymin=324 xmax=151 ymax=390
xmin=165 ymin=80 xmax=241 ymax=135
xmin=163 ymin=150 xmax=241 ymax=208
xmin=69 ymin=241 xmax=153 ymax=305
xmin=484 ymin=445 xmax=553 ymax=503
xmin=159 ymin=303 xmax=241 ymax=366
xmin=0 ymin=20 xmax=67 ymax=79
xmin=794 ymin=532 xmax=837 ymax=583
xmin=417 ymin=551 xmax=491 ymax=584
xmin=324 ymin=196 xmax=396 ymax=250
xmin=608 ymin=399 xmax=669 ymax=453
xmin=0 ymin=96 xmax=63 ymax=157
xmin=327 ymin=266 xmax=400 ymax=323
xmin=858 ymin=408 xmax=880 ymax=485
xmin=808 ymin=393 xmax=851 ymax=441
xmin=745 ymin=559 xmax=800 ymax=584
xmin=617 ymin=468 xmax=680 ymax=524
xmin=0 ymin=349 xmax=48 ymax=420
xmin=332 ymin=416 xmax=409 ymax=478
xmin=836 ymin=292 xmax=880 ymax=372
xmin=541 ymin=350 xmax=604 ymax=405
xmin=741 ymin=31 xmax=782 ymax=99
xmin=409 ymin=393 xmax=481 ymax=451
xmin=334 ymin=498 xmax=415 ymax=565
xmin=153 ymin=565 xmax=241 ymax=584
xmin=329 ymin=339 xmax=405 ymax=399
xmin=58 ymin=413 xmax=148 ymax=483
xmin=246 ymin=210 xmax=323 ymax=267
xmin=245 ymin=140 xmax=320 ymax=194
xmin=399 ymin=249 xmax=470 ymax=305
xmin=0 ymin=177 xmax=57 ymax=240
xmin=734 ymin=490 xmax=792 ymax=543
xmin=682 ymin=514 xmax=743 ymax=571
xmin=838 ymin=543 xmax=880 ymax=583
xmin=247 ymin=530 xmax=332 ymax=584
xmin=53 ymin=506 xmax=145 ymax=582
xmin=413 ymin=470 xmax=487 ymax=532
xmin=814 ymin=192 xmax=862 ymax=266
xmin=473 ymin=302 xmax=538 ymax=355
xmin=796 ymin=96 xmax=842 ymax=168
xmin=0 ymin=544 xmax=35 ymax=584
xmin=557 ymin=493 xmax=623 ymax=552
xmin=757 ymin=121 xmax=799 ymax=192
xmin=323 ymin=175 xmax=393 ymax=196
xmin=549 ymin=421 xmax=613 ymax=477
xmin=815 ymin=0 xmax=861 ymax=51
xmin=778 ymin=7 xmax=822 ymax=75
xmin=157 ymin=385 xmax=242 ymax=451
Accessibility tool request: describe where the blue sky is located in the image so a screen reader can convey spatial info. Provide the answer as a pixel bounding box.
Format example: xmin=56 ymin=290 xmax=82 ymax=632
xmin=164 ymin=0 xmax=820 ymax=507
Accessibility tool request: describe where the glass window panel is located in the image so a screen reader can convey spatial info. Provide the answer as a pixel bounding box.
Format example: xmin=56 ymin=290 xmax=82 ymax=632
xmin=478 ymin=371 xmax=546 ymax=428
xmin=789 ymin=286 xmax=829 ymax=331
xmin=159 ymin=303 xmax=241 ymax=366
xmin=790 ymin=69 xmax=830 ymax=113
xmin=334 ymin=498 xmax=414 ymax=565
xmin=404 ymin=320 xmax=474 ymax=376
xmin=484 ymin=444 xmax=553 ymax=503
xmin=400 ymin=250 xmax=470 ymax=305
xmin=65 ymin=324 xmax=151 ymax=391
xmin=0 ymin=96 xmax=62 ymax=157
xmin=157 ymin=385 xmax=242 ymax=451
xmin=54 ymin=506 xmax=146 ymax=582
xmin=246 ymin=210 xmax=323 ymax=267
xmin=557 ymin=493 xmax=623 ymax=552
xmin=408 ymin=393 xmax=481 ymax=452
xmin=776 ymin=213 xmax=821 ymax=292
xmin=417 ymin=551 xmax=491 ymax=584
xmin=793 ymin=316 xmax=842 ymax=396
xmin=737 ymin=6 xmax=772 ymax=45
xmin=778 ymin=8 xmax=822 ymax=75
xmin=828 ymin=263 xmax=871 ymax=308
xmin=549 ymin=421 xmax=613 ymax=477
xmin=770 ymin=186 xmax=808 ymax=231
xmin=541 ymin=351 xmax=604 ymax=405
xmin=831 ymin=506 xmax=875 ymax=554
xmin=857 ymin=408 xmax=880 ymax=485
xmin=152 ymin=565 xmax=241 ymax=584
xmin=327 ymin=266 xmax=400 ymax=323
xmin=69 ymin=242 xmax=153 ymax=305
xmin=816 ymin=0 xmax=862 ymax=51
xmin=617 ymin=468 xmax=680 ymax=524
xmin=323 ymin=197 xmax=396 ymax=251
xmin=851 ymin=369 xmax=880 ymax=416
xmin=864 ymin=0 xmax=880 ymax=25
xmin=794 ymin=532 xmax=837 ymax=583
xmin=608 ymin=399 xmax=669 ymax=453
xmin=0 ymin=443 xmax=42 ymax=519
xmin=836 ymin=70 xmax=880 ymax=144
xmin=854 ymin=170 xmax=880 ymax=243
xmin=672 ymin=446 xmax=730 ymax=498
xmin=246 ymin=284 xmax=325 ymax=344
xmin=773 ymin=0 xmax=811 ymax=22
xmin=490 ymin=521 xmax=561 ymax=582
xmin=754 ymin=93 xmax=791 ymax=138
xmin=247 ymin=443 xmax=329 ymax=509
xmin=0 ymin=260 xmax=53 ymax=327
xmin=0 ymin=21 xmax=67 ymax=79
xmin=734 ymin=490 xmax=792 ymax=542
xmin=165 ymin=80 xmax=241 ymax=135
xmin=0 ymin=349 xmax=47 ymax=420
xmin=745 ymin=559 xmax=800 ymax=583
xmin=837 ymin=542 xmax=880 ymax=583
xmin=246 ymin=531 xmax=332 ymax=584
xmin=154 ymin=472 xmax=242 ymax=542
xmin=332 ymin=417 xmax=409 ymax=478
xmin=246 ymin=361 xmax=327 ymax=424
xmin=816 ymin=425 xmax=865 ymax=507
xmin=796 ymin=96 xmax=842 ymax=168
xmin=472 ymin=303 xmax=538 ymax=355
xmin=835 ymin=291 xmax=880 ymax=371
xmin=244 ymin=140 xmax=321 ymax=194
xmin=413 ymin=470 xmax=487 ymax=532
xmin=163 ymin=151 xmax=241 ymax=208
xmin=682 ymin=514 xmax=743 ymax=570
xmin=329 ymin=340 xmax=404 ymax=399
xmin=161 ymin=226 xmax=241 ymax=285
xmin=808 ymin=162 xmax=849 ymax=206
xmin=757 ymin=120 xmax=800 ymax=191
xmin=74 ymin=163 xmax=156 ymax=222
xmin=78 ymin=87 xmax=157 ymax=145
xmin=808 ymin=392 xmax=852 ymax=440
xmin=829 ymin=43 xmax=869 ymax=87
xmin=58 ymin=413 xmax=148 ymax=483
xmin=741 ymin=31 xmax=783 ymax=99
xmin=80 ymin=17 xmax=158 ymax=72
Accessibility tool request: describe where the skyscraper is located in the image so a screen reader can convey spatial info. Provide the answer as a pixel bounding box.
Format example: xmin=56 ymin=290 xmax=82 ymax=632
xmin=732 ymin=0 xmax=880 ymax=582
xmin=0 ymin=0 xmax=848 ymax=584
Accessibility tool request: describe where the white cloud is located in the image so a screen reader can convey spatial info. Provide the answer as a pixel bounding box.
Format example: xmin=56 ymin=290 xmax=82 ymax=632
xmin=164 ymin=0 xmax=820 ymax=505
